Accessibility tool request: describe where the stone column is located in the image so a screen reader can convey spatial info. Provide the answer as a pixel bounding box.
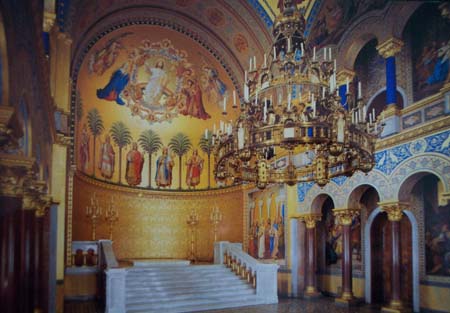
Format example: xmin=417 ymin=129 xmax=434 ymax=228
xmin=298 ymin=213 xmax=321 ymax=298
xmin=376 ymin=38 xmax=404 ymax=137
xmin=333 ymin=208 xmax=360 ymax=305
xmin=380 ymin=201 xmax=409 ymax=313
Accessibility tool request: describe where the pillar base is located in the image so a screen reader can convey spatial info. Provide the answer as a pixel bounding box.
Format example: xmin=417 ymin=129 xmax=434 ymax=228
xmin=303 ymin=286 xmax=321 ymax=299
xmin=381 ymin=300 xmax=411 ymax=313
xmin=335 ymin=292 xmax=361 ymax=307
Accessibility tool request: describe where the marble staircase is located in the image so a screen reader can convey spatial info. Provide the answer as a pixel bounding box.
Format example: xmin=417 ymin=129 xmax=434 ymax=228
xmin=124 ymin=264 xmax=262 ymax=313
xmin=102 ymin=241 xmax=279 ymax=313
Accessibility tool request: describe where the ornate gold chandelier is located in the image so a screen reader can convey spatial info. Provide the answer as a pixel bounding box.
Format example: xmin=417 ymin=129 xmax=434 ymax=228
xmin=210 ymin=0 xmax=381 ymax=189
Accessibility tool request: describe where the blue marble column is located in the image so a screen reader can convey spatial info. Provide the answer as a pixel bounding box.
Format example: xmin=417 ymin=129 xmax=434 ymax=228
xmin=339 ymin=85 xmax=347 ymax=110
xmin=376 ymin=38 xmax=404 ymax=137
xmin=386 ymin=56 xmax=397 ymax=106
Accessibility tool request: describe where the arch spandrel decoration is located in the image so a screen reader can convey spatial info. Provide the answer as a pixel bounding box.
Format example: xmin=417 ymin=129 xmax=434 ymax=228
xmin=298 ymin=129 xmax=450 ymax=212
xmin=73 ymin=22 xmax=240 ymax=191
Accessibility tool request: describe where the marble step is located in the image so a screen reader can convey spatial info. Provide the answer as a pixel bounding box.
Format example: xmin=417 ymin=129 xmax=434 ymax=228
xmin=126 ymin=274 xmax=242 ymax=287
xmin=126 ymin=282 xmax=253 ymax=299
xmin=126 ymin=269 xmax=232 ymax=280
xmin=125 ymin=293 xmax=262 ymax=312
xmin=126 ymin=286 xmax=255 ymax=304
xmin=126 ymin=265 xmax=229 ymax=275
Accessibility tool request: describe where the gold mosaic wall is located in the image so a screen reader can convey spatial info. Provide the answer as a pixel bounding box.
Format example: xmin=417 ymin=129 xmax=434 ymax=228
xmin=72 ymin=173 xmax=244 ymax=261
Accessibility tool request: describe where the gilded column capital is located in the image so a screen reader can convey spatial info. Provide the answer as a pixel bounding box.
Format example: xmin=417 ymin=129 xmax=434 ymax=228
xmin=56 ymin=133 xmax=72 ymax=146
xmin=43 ymin=11 xmax=56 ymax=32
xmin=23 ymin=178 xmax=48 ymax=211
xmin=379 ymin=201 xmax=409 ymax=222
xmin=336 ymin=69 xmax=356 ymax=86
xmin=296 ymin=213 xmax=322 ymax=229
xmin=0 ymin=154 xmax=35 ymax=197
xmin=376 ymin=37 xmax=404 ymax=58
xmin=333 ymin=207 xmax=360 ymax=226
xmin=0 ymin=106 xmax=18 ymax=150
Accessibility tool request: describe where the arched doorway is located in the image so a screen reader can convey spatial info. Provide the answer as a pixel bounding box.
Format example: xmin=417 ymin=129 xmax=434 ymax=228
xmin=315 ymin=195 xmax=335 ymax=293
xmin=370 ymin=210 xmax=413 ymax=307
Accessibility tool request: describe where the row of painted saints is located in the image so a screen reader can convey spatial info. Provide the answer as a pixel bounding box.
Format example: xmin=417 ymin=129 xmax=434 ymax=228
xmin=80 ymin=127 xmax=203 ymax=188
xmin=92 ymin=37 xmax=227 ymax=123
xmin=248 ymin=217 xmax=285 ymax=260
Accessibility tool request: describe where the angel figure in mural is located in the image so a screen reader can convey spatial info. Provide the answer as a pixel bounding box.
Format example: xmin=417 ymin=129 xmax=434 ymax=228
xmin=201 ymin=64 xmax=228 ymax=104
xmin=155 ymin=146 xmax=175 ymax=188
xmin=185 ymin=149 xmax=204 ymax=189
xmin=98 ymin=135 xmax=115 ymax=179
xmin=143 ymin=59 xmax=169 ymax=106
xmin=79 ymin=123 xmax=90 ymax=172
xmin=96 ymin=48 xmax=144 ymax=105
xmin=125 ymin=142 xmax=144 ymax=186
xmin=88 ymin=32 xmax=132 ymax=76
xmin=426 ymin=39 xmax=450 ymax=86
xmin=179 ymin=79 xmax=211 ymax=119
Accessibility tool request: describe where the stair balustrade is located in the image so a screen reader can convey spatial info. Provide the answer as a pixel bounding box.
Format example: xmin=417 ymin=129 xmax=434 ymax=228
xmin=214 ymin=241 xmax=279 ymax=304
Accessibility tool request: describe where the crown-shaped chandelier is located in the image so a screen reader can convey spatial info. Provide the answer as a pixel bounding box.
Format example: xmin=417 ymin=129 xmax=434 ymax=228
xmin=209 ymin=0 xmax=382 ymax=189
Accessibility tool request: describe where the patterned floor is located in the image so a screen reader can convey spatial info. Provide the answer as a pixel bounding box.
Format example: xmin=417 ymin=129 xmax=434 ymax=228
xmin=65 ymin=297 xmax=381 ymax=313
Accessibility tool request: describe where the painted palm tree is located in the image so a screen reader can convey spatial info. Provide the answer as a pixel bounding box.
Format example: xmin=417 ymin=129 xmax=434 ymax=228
xmin=86 ymin=108 xmax=104 ymax=176
xmin=110 ymin=121 xmax=132 ymax=184
xmin=199 ymin=131 xmax=214 ymax=189
xmin=169 ymin=133 xmax=192 ymax=190
xmin=138 ymin=129 xmax=162 ymax=188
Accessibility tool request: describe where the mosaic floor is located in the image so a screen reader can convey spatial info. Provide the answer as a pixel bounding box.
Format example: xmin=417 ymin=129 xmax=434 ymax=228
xmin=65 ymin=297 xmax=382 ymax=313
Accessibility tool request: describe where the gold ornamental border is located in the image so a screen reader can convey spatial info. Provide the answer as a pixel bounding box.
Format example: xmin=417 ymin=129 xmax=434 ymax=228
xmin=75 ymin=170 xmax=254 ymax=198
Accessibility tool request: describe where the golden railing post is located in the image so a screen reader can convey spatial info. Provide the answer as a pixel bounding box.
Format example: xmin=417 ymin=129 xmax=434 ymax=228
xmin=210 ymin=205 xmax=222 ymax=243
xmin=104 ymin=196 xmax=119 ymax=241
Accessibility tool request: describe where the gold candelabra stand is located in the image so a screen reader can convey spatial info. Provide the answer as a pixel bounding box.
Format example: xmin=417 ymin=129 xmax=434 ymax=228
xmin=104 ymin=196 xmax=119 ymax=240
xmin=86 ymin=192 xmax=102 ymax=241
xmin=186 ymin=209 xmax=199 ymax=263
xmin=210 ymin=206 xmax=223 ymax=242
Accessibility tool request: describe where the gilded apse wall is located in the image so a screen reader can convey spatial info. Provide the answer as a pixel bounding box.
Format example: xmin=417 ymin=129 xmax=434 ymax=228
xmin=72 ymin=173 xmax=244 ymax=261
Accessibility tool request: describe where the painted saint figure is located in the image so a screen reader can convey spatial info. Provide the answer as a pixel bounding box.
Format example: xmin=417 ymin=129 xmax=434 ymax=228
xmin=79 ymin=123 xmax=90 ymax=172
xmin=155 ymin=147 xmax=174 ymax=188
xmin=98 ymin=135 xmax=115 ymax=179
xmin=185 ymin=149 xmax=204 ymax=188
xmin=179 ymin=79 xmax=211 ymax=119
xmin=125 ymin=142 xmax=144 ymax=186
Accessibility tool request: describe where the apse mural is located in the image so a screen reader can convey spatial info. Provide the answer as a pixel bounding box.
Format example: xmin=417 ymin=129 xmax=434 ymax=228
xmin=406 ymin=4 xmax=450 ymax=101
xmin=248 ymin=186 xmax=286 ymax=262
xmin=76 ymin=25 xmax=237 ymax=190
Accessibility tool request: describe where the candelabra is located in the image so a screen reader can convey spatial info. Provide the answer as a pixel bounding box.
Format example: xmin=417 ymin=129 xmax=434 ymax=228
xmin=210 ymin=206 xmax=223 ymax=242
xmin=85 ymin=192 xmax=102 ymax=241
xmin=186 ymin=209 xmax=199 ymax=263
xmin=104 ymin=196 xmax=119 ymax=240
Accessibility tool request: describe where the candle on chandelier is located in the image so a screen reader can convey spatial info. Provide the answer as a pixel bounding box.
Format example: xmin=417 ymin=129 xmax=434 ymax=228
xmin=205 ymin=129 xmax=208 ymax=139
xmin=233 ymin=90 xmax=236 ymax=107
xmin=313 ymin=46 xmax=316 ymax=61
xmin=301 ymin=42 xmax=304 ymax=56
xmin=322 ymin=87 xmax=325 ymax=98
xmin=273 ymin=46 xmax=277 ymax=60
xmin=244 ymin=84 xmax=249 ymax=102
xmin=346 ymin=78 xmax=349 ymax=92
xmin=372 ymin=108 xmax=375 ymax=121
xmin=264 ymin=53 xmax=267 ymax=68
xmin=288 ymin=38 xmax=291 ymax=52
xmin=223 ymin=96 xmax=227 ymax=112
xmin=253 ymin=56 xmax=256 ymax=71
xmin=244 ymin=70 xmax=248 ymax=82
xmin=329 ymin=48 xmax=332 ymax=60
xmin=249 ymin=57 xmax=252 ymax=71
xmin=358 ymin=81 xmax=362 ymax=98
xmin=288 ymin=93 xmax=291 ymax=111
